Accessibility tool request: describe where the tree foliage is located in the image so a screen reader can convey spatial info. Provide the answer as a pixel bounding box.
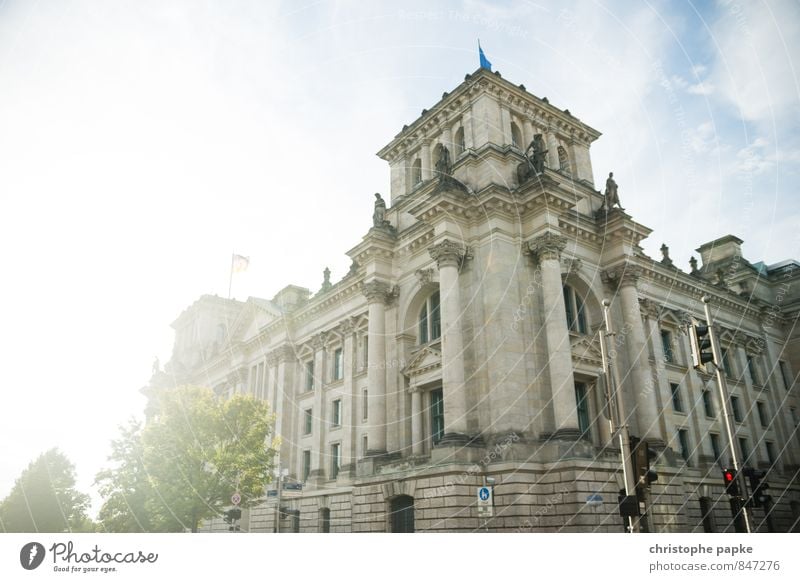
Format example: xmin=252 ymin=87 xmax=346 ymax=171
xmin=96 ymin=386 xmax=278 ymax=532
xmin=0 ymin=449 xmax=91 ymax=533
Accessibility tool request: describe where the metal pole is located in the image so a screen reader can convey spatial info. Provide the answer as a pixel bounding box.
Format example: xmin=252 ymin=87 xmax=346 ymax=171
xmin=600 ymin=299 xmax=639 ymax=533
xmin=702 ymin=295 xmax=752 ymax=534
xmin=273 ymin=466 xmax=283 ymax=534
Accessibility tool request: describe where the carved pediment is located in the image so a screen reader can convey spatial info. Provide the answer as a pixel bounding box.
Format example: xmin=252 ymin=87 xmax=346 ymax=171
xmin=571 ymin=333 xmax=603 ymax=365
xmin=402 ymin=345 xmax=442 ymax=378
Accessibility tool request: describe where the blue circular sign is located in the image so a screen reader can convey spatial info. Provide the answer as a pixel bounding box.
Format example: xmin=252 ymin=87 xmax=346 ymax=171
xmin=479 ymin=487 xmax=490 ymax=501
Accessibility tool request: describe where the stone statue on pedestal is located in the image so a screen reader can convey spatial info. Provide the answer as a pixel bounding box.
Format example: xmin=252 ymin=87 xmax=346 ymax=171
xmin=373 ymin=193 xmax=386 ymax=227
xmin=603 ymin=172 xmax=623 ymax=211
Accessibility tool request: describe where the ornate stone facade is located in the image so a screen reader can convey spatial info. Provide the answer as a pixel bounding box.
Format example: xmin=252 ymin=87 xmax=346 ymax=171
xmin=147 ymin=68 xmax=800 ymax=533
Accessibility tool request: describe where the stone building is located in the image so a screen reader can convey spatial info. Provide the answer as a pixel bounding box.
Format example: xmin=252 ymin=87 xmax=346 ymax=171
xmin=146 ymin=68 xmax=800 ymax=533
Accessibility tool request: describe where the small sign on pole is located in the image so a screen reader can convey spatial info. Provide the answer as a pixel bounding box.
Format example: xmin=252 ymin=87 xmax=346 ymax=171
xmin=477 ymin=486 xmax=493 ymax=517
xmin=231 ymin=492 xmax=241 ymax=506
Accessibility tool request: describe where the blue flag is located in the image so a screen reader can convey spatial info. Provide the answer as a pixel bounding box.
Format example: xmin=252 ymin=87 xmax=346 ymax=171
xmin=479 ymin=43 xmax=492 ymax=71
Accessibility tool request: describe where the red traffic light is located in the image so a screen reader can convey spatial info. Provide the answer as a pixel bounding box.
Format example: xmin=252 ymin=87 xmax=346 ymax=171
xmin=722 ymin=468 xmax=740 ymax=496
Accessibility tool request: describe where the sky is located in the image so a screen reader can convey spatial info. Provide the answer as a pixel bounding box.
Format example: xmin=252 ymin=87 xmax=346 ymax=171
xmin=0 ymin=0 xmax=798 ymax=516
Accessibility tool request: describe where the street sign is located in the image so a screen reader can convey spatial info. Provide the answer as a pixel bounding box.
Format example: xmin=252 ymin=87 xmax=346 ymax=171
xmin=586 ymin=493 xmax=604 ymax=506
xmin=477 ymin=486 xmax=493 ymax=517
xmin=231 ymin=492 xmax=241 ymax=506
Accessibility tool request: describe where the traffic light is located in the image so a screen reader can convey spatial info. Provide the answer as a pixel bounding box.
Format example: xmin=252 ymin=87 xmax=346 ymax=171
xmin=743 ymin=468 xmax=770 ymax=508
xmin=722 ymin=468 xmax=740 ymax=496
xmin=688 ymin=321 xmax=714 ymax=369
xmin=224 ymin=508 xmax=242 ymax=523
xmin=631 ymin=437 xmax=659 ymax=489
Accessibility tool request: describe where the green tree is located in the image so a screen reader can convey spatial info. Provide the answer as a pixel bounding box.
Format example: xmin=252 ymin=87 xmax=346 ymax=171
xmin=96 ymin=386 xmax=278 ymax=532
xmin=0 ymin=449 xmax=90 ymax=533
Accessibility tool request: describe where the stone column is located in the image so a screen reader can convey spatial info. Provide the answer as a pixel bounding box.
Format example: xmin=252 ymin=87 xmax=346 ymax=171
xmin=272 ymin=345 xmax=296 ymax=469
xmin=311 ymin=332 xmax=327 ymax=480
xmin=429 ymin=239 xmax=471 ymax=442
xmin=527 ymin=232 xmax=580 ymax=439
xmin=441 ymin=125 xmax=452 ymax=152
xmin=340 ymin=318 xmax=357 ymax=477
xmin=522 ymin=119 xmax=534 ymax=151
xmin=545 ymin=131 xmax=559 ymax=170
xmin=463 ymin=110 xmax=475 ymax=150
xmin=641 ymin=299 xmax=670 ymax=442
xmin=362 ymin=280 xmax=393 ymax=455
xmin=410 ymin=386 xmax=424 ymax=456
xmin=604 ymin=265 xmax=662 ymax=443
xmin=420 ymin=140 xmax=432 ymax=181
xmin=500 ymin=106 xmax=512 ymax=146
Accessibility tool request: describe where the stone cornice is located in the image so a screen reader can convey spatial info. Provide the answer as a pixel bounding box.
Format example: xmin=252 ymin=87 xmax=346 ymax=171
xmin=525 ymin=232 xmax=567 ymax=263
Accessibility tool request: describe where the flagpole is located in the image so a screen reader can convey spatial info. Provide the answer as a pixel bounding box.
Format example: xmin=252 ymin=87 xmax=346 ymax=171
xmin=228 ymin=252 xmax=234 ymax=299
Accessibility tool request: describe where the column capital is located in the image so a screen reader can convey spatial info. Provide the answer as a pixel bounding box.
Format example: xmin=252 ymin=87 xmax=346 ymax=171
xmin=310 ymin=331 xmax=327 ymax=350
xmin=602 ymin=263 xmax=642 ymax=289
xmin=639 ymin=298 xmax=661 ymax=320
xmin=338 ymin=316 xmax=358 ymax=336
xmin=361 ymin=280 xmax=396 ymax=304
xmin=268 ymin=344 xmax=296 ymax=364
xmin=428 ymin=239 xmax=471 ymax=269
xmin=227 ymin=367 xmax=249 ymax=386
xmin=525 ymin=232 xmax=567 ymax=264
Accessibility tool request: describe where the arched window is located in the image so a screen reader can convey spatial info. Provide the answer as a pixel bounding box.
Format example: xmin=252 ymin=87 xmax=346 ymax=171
xmin=510 ymin=122 xmax=522 ymax=149
xmin=418 ymin=291 xmax=441 ymax=344
xmin=563 ymin=285 xmax=587 ymax=334
xmin=454 ymin=126 xmax=465 ymax=156
xmin=390 ymin=495 xmax=415 ymax=533
xmin=557 ymin=146 xmax=570 ymax=174
xmin=319 ymin=508 xmax=331 ymax=533
xmin=412 ymin=158 xmax=422 ymax=185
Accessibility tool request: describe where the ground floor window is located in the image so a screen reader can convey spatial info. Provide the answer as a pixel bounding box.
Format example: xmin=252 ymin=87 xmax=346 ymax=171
xmin=574 ymin=382 xmax=591 ymax=438
xmin=319 ymin=507 xmax=331 ymax=533
xmin=390 ymin=495 xmax=415 ymax=533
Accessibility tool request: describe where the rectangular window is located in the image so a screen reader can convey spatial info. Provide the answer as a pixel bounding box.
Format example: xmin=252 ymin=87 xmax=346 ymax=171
xmin=738 ymin=437 xmax=749 ymax=463
xmin=250 ymin=365 xmax=257 ymax=396
xmin=765 ymin=441 xmax=777 ymax=466
xmin=710 ymin=433 xmax=722 ymax=464
xmin=362 ymin=336 xmax=368 ymax=369
xmin=332 ymin=399 xmax=341 ymax=427
xmin=721 ymin=349 xmax=733 ymax=378
xmin=333 ymin=348 xmax=344 ymax=381
xmin=362 ymin=389 xmax=368 ymax=421
xmin=362 ymin=435 xmax=368 ymax=457
xmin=304 ymin=408 xmax=313 ymax=435
xmin=702 ymin=390 xmax=715 ymax=418
xmin=757 ymin=401 xmax=768 ymax=427
xmin=430 ymin=388 xmax=445 ymax=444
xmin=302 ymin=450 xmax=311 ymax=482
xmin=746 ymin=355 xmax=760 ymax=385
xmin=563 ymin=286 xmax=575 ymax=331
xmin=670 ymin=383 xmax=684 ymax=413
xmin=330 ymin=443 xmax=341 ymax=480
xmin=678 ymin=429 xmax=691 ymax=464
xmin=730 ymin=396 xmax=742 ymax=423
xmin=575 ymin=382 xmax=591 ymax=437
xmin=780 ymin=360 xmax=792 ymax=390
xmin=305 ymin=361 xmax=315 ymax=391
xmin=430 ymin=293 xmax=441 ymax=340
xmin=661 ymin=330 xmax=674 ymax=364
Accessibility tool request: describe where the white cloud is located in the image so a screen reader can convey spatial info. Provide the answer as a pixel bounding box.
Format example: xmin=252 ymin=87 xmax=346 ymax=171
xmin=687 ymin=81 xmax=714 ymax=95
xmin=710 ymin=0 xmax=800 ymax=123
